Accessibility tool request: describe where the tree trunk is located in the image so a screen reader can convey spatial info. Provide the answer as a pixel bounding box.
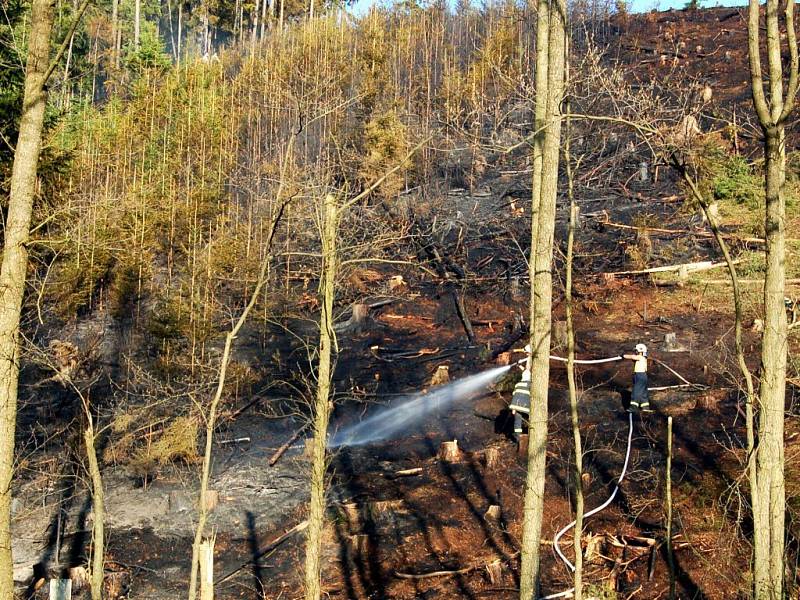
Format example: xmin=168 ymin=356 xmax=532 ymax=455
xmin=565 ymin=141 xmax=583 ymax=599
xmin=199 ymin=538 xmax=214 ymax=600
xmin=111 ymin=0 xmax=119 ymax=67
xmin=746 ymin=0 xmax=796 ymax=593
xmin=303 ymin=194 xmax=338 ymax=600
xmin=186 ymin=192 xmax=290 ymax=600
xmin=84 ymin=423 xmax=105 ymax=600
xmin=520 ymin=0 xmax=566 ymax=597
xmin=134 ymin=0 xmax=141 ymax=48
xmin=0 ymin=0 xmax=55 ymax=594
xmin=756 ymin=130 xmax=787 ymax=600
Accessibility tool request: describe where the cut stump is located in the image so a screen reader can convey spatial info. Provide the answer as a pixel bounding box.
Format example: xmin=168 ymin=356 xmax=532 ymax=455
xmin=438 ymin=440 xmax=460 ymax=462
xmin=484 ymin=446 xmax=499 ymax=469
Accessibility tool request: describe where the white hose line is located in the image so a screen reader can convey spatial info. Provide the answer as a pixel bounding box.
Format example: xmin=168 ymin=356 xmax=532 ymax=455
xmin=549 ymin=355 xmax=623 ymax=365
xmin=539 ymin=411 xmax=635 ymax=600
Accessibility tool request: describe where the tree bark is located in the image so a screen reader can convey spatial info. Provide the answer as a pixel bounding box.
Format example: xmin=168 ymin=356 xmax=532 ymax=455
xmin=746 ymin=0 xmax=797 ymax=594
xmin=303 ymin=194 xmax=338 ymax=600
xmin=111 ymin=0 xmax=119 ymax=67
xmin=564 ymin=110 xmax=583 ymax=599
xmin=84 ymin=423 xmax=105 ymax=600
xmin=0 ymin=0 xmax=55 ymax=594
xmin=520 ymin=0 xmax=566 ymax=597
xmin=134 ymin=0 xmax=141 ymax=48
xmin=756 ymin=130 xmax=787 ymax=600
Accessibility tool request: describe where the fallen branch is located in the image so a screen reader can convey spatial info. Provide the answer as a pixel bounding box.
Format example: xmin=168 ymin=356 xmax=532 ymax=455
xmin=395 ymin=565 xmax=476 ymax=580
xmin=606 ymin=260 xmax=735 ymax=277
xmin=695 ymin=278 xmax=800 ymax=285
xmin=598 ymin=218 xmax=800 ymax=246
xmin=268 ymin=425 xmax=309 ymax=466
xmin=393 ymin=467 xmax=423 ymax=477
xmin=216 ymin=520 xmax=309 ymax=586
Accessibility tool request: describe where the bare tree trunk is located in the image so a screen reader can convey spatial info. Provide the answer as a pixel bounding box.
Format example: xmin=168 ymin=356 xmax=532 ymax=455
xmin=666 ymin=416 xmax=675 ymax=600
xmin=134 ymin=0 xmax=141 ymax=48
xmin=0 ymin=0 xmax=55 ymax=594
xmin=758 ymin=130 xmax=787 ymax=600
xmin=518 ymin=0 xmax=550 ymax=596
xmin=166 ymin=0 xmax=178 ymax=61
xmin=111 ymin=0 xmax=119 ymax=67
xmin=746 ymin=0 xmax=797 ymax=595
xmin=520 ymin=0 xmax=567 ymax=597
xmin=564 ymin=99 xmax=583 ymax=600
xmin=679 ymin=168 xmax=756 ymax=507
xmin=251 ymin=0 xmax=260 ymax=51
xmin=177 ymin=2 xmax=183 ymax=61
xmin=187 ymin=182 xmax=292 ymax=600
xmin=84 ymin=422 xmax=105 ymax=600
xmin=303 ymin=193 xmax=338 ymax=600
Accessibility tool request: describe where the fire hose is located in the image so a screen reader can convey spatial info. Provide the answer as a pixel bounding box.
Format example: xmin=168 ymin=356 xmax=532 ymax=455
xmin=535 ymin=352 xmax=698 ymax=599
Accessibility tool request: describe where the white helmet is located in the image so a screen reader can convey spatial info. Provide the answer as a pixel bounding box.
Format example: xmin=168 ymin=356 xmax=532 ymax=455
xmin=635 ymin=343 xmax=648 ymax=355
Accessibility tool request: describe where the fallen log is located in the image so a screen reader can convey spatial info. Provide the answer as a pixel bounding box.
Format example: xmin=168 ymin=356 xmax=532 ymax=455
xmin=606 ymin=259 xmax=735 ymax=277
xmin=268 ymin=424 xmax=309 ymax=466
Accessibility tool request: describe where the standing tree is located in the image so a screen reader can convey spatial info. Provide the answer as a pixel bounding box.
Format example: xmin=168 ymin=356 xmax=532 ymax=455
xmin=0 ymin=0 xmax=55 ymax=594
xmin=746 ymin=0 xmax=798 ymax=597
xmin=519 ymin=0 xmax=568 ymax=596
xmin=302 ymin=140 xmax=426 ymax=600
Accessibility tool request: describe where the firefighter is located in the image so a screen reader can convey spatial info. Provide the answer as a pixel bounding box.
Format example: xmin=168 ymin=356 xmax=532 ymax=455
xmin=509 ymin=345 xmax=532 ymax=438
xmin=623 ymin=343 xmax=650 ymax=412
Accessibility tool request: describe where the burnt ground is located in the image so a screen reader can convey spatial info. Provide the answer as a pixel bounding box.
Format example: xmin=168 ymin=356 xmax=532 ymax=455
xmin=11 ymin=6 xmax=800 ymax=600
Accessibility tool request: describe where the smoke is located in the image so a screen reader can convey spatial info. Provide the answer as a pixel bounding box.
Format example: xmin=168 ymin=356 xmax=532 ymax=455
xmin=329 ymin=364 xmax=513 ymax=448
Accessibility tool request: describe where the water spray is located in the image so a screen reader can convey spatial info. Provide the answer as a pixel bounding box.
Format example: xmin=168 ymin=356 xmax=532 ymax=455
xmin=328 ymin=364 xmax=513 ymax=448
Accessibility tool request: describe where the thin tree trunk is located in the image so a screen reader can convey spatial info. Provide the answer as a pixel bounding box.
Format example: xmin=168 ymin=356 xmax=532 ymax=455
xmin=177 ymin=2 xmax=182 ymax=61
xmin=303 ymin=194 xmax=338 ymax=600
xmin=84 ymin=422 xmax=105 ymax=600
xmin=134 ymin=0 xmax=141 ymax=48
xmin=678 ymin=168 xmax=756 ymax=508
xmin=564 ymin=97 xmax=583 ymax=600
xmin=666 ymin=417 xmax=675 ymax=600
xmin=187 ymin=186 xmax=292 ymax=600
xmin=111 ymin=0 xmax=119 ymax=67
xmin=0 ymin=0 xmax=55 ymax=594
xmin=520 ymin=0 xmax=567 ymax=597
xmin=166 ymin=0 xmax=177 ymax=61
xmin=519 ymin=0 xmax=551 ymax=596
xmin=251 ymin=0 xmax=260 ymax=51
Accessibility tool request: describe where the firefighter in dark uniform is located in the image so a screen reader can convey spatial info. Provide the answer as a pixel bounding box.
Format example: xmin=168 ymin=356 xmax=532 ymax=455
xmin=623 ymin=343 xmax=650 ymax=412
xmin=509 ymin=345 xmax=532 ymax=437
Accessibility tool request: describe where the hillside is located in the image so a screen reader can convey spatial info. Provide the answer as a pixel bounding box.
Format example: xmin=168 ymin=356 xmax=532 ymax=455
xmin=4 ymin=3 xmax=800 ymax=600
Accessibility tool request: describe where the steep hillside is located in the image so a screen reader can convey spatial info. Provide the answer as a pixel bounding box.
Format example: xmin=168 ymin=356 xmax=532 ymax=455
xmin=8 ymin=4 xmax=800 ymax=600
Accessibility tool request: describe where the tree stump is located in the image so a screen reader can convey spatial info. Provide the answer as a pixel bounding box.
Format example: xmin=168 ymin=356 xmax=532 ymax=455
xmin=438 ymin=440 xmax=460 ymax=462
xmin=199 ymin=538 xmax=214 ymax=600
xmin=485 ymin=559 xmax=502 ymax=584
xmin=430 ymin=365 xmax=450 ymax=387
xmin=484 ymin=446 xmax=499 ymax=469
xmin=484 ymin=504 xmax=501 ymax=521
xmin=585 ymin=533 xmax=605 ymax=565
xmin=349 ymin=534 xmax=371 ymax=554
xmin=517 ymin=434 xmax=529 ymax=456
xmin=389 ymin=275 xmax=406 ymax=290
